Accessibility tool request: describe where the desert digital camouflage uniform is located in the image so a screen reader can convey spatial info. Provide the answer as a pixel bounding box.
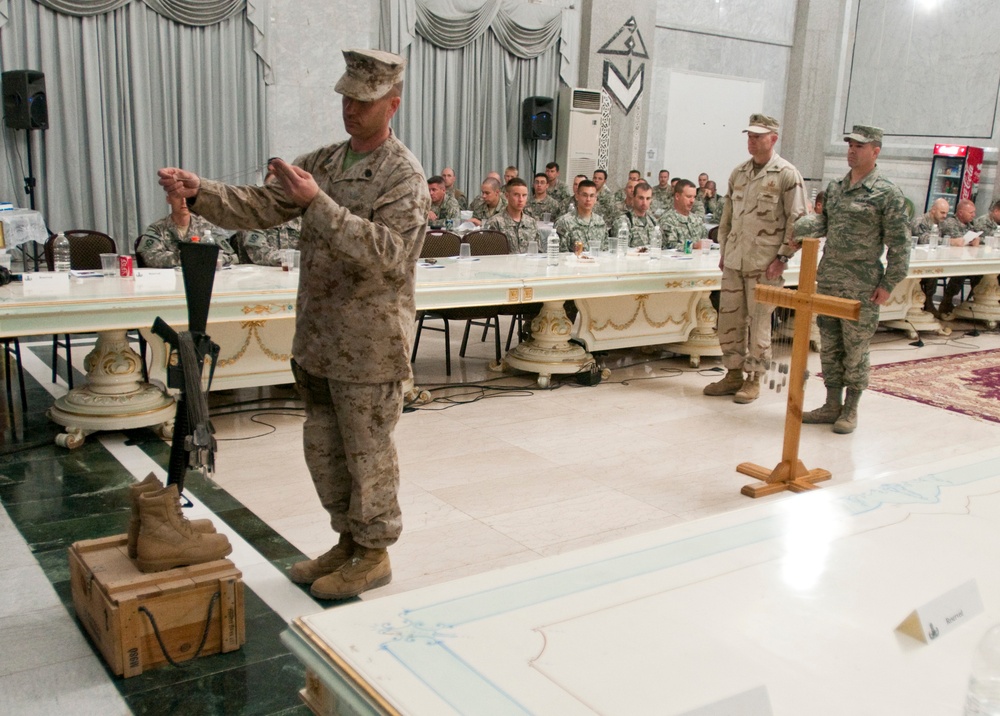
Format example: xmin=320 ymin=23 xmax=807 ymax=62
xmin=717 ymin=152 xmax=807 ymax=374
xmin=972 ymin=213 xmax=999 ymax=235
xmin=613 ymin=212 xmax=659 ymax=248
xmin=939 ymin=214 xmax=972 ymax=239
xmin=484 ymin=210 xmax=540 ymax=253
xmin=910 ymin=210 xmax=942 ymax=242
xmin=939 ymin=214 xmax=980 ymax=303
xmin=429 ymin=194 xmax=461 ymax=224
xmin=657 ymin=208 xmax=707 ymax=250
xmin=446 ymin=186 xmax=468 ymax=210
xmin=242 ymin=217 xmax=302 ymax=266
xmin=794 ymin=166 xmax=909 ymax=392
xmin=191 ymin=131 xmax=430 ymax=549
xmin=554 ymin=211 xmax=607 ymax=252
xmin=137 ymin=214 xmax=239 ymax=267
xmin=910 ymin=210 xmax=945 ymax=307
xmin=525 ymin=194 xmax=561 ymax=221
xmin=470 ymin=195 xmax=507 ymax=223
xmin=651 ymin=185 xmax=673 ymax=214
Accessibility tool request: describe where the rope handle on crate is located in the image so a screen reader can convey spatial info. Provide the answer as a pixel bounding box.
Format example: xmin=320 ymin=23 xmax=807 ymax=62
xmin=138 ymin=591 xmax=220 ymax=668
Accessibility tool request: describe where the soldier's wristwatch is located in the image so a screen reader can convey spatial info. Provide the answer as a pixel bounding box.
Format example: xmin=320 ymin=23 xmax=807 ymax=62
xmin=777 ymin=255 xmax=790 ymax=264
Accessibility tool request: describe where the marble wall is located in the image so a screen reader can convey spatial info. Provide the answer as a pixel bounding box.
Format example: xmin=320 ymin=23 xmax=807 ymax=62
xmin=265 ymin=1 xmax=378 ymax=162
xmin=578 ymin=0 xmax=658 ymax=186
xmin=646 ymin=0 xmax=797 ymax=185
xmin=818 ymin=0 xmax=1000 ymax=212
xmin=845 ymin=0 xmax=1000 ymax=139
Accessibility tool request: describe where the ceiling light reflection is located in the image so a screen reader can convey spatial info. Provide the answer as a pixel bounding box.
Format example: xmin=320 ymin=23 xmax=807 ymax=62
xmin=781 ymin=498 xmax=841 ymax=592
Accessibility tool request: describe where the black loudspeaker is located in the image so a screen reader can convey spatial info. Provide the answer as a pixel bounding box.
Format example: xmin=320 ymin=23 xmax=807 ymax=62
xmin=522 ymin=96 xmax=554 ymax=141
xmin=3 ymin=70 xmax=48 ymax=130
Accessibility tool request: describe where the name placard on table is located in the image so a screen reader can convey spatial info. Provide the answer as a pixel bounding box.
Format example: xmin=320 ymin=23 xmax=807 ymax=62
xmin=897 ymin=579 xmax=984 ymax=643
xmin=21 ymin=271 xmax=70 ymax=295
xmin=134 ymin=268 xmax=179 ymax=290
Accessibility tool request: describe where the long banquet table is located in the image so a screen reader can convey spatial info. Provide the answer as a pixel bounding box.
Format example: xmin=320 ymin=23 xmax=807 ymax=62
xmin=2 ymin=245 xmax=1000 ymax=446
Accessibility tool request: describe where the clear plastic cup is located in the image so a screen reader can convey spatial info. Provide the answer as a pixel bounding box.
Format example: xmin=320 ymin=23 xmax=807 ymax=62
xmin=99 ymin=252 xmax=118 ymax=277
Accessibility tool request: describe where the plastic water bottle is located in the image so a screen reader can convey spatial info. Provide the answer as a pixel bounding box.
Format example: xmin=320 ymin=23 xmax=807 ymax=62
xmin=547 ymin=233 xmax=560 ymax=266
xmin=202 ymin=229 xmax=215 ymax=244
xmin=650 ymin=225 xmax=662 ymax=259
xmin=929 ymin=223 xmax=940 ymax=250
xmin=966 ymin=624 xmax=1000 ymax=714
xmin=616 ymin=225 xmax=629 ymax=256
xmin=53 ymin=232 xmax=71 ymax=272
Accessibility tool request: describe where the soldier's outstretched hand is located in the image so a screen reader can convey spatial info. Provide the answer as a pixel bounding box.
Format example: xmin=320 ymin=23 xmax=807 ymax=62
xmin=158 ymin=168 xmax=201 ymax=199
xmin=268 ymin=158 xmax=320 ymax=209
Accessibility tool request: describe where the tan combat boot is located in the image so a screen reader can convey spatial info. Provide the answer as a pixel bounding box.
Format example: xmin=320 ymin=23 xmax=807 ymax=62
xmin=802 ymin=387 xmax=843 ymax=424
xmin=310 ymin=546 xmax=392 ymax=600
xmin=833 ymin=389 xmax=862 ymax=434
xmin=733 ymin=372 xmax=760 ymax=404
xmin=135 ymin=485 xmax=232 ymax=573
xmin=289 ymin=533 xmax=356 ymax=585
xmin=703 ymin=369 xmax=744 ymax=396
xmin=127 ymin=473 xmax=215 ymax=559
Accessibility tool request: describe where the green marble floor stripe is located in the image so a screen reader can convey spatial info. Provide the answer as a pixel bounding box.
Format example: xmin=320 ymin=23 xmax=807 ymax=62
xmin=0 ymin=371 xmax=320 ymax=715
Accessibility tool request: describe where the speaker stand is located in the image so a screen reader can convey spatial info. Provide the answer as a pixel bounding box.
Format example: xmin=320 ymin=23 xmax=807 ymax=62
xmin=21 ymin=128 xmax=41 ymax=272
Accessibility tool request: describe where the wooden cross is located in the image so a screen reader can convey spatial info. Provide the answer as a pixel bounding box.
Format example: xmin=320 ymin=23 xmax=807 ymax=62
xmin=737 ymin=237 xmax=861 ymax=498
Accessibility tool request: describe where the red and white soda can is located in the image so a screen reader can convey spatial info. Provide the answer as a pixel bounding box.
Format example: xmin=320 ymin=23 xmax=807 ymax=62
xmin=119 ymin=254 xmax=134 ymax=278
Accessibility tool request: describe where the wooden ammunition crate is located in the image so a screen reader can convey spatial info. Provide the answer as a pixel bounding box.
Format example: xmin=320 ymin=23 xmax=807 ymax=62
xmin=69 ymin=534 xmax=245 ymax=678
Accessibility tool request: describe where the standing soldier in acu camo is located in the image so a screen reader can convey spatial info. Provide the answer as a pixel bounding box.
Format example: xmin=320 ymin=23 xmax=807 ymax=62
xmin=795 ymin=125 xmax=909 ymax=434
xmin=704 ymin=114 xmax=808 ymax=405
xmin=158 ymin=48 xmax=429 ymax=600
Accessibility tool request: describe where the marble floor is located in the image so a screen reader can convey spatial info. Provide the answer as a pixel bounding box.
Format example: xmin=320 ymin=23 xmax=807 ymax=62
xmin=3 ymin=314 xmax=1000 ymax=715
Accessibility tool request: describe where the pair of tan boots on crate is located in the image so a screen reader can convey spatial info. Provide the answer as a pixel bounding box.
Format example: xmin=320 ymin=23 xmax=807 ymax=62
xmin=128 ymin=473 xmax=232 ymax=573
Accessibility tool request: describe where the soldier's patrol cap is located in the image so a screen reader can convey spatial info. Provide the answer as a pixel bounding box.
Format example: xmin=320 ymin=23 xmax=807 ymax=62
xmin=743 ymin=114 xmax=780 ymax=134
xmin=334 ymin=49 xmax=405 ymax=102
xmin=844 ymin=125 xmax=884 ymax=144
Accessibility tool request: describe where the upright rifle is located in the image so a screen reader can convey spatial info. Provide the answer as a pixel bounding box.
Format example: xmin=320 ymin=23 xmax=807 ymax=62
xmin=151 ymin=242 xmax=221 ymax=494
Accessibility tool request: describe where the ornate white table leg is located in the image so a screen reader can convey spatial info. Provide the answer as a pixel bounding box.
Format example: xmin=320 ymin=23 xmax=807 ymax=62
xmin=953 ymin=274 xmax=1000 ymax=329
xmin=47 ymin=329 xmax=176 ymax=448
xmin=504 ymin=300 xmax=595 ymax=387
xmin=667 ymin=292 xmax=722 ymax=368
xmin=881 ymin=277 xmax=949 ymax=336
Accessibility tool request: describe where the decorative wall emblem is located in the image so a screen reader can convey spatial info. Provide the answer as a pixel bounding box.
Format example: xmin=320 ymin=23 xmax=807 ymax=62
xmin=598 ymin=16 xmax=649 ymax=115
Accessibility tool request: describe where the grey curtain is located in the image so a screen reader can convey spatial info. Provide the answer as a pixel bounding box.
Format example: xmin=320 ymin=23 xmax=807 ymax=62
xmin=35 ymin=0 xmax=243 ymax=25
xmin=383 ymin=0 xmax=568 ymax=198
xmin=0 ymin=0 xmax=268 ymax=251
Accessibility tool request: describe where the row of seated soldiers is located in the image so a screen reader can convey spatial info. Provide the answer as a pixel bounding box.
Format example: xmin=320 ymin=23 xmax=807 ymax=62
xmin=910 ymin=197 xmax=1000 ymax=316
xmin=432 ymin=174 xmax=718 ymax=256
xmin=136 ymin=193 xmax=300 ymax=268
xmin=428 ymin=162 xmax=724 ymax=233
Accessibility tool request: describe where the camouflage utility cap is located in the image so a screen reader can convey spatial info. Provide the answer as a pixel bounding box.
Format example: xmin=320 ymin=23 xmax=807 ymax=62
xmin=744 ymin=114 xmax=780 ymax=134
xmin=335 ymin=49 xmax=405 ymax=102
xmin=844 ymin=125 xmax=883 ymax=144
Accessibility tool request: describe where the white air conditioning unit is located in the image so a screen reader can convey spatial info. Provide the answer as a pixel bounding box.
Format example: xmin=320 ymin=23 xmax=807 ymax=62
xmin=556 ymin=87 xmax=602 ymax=180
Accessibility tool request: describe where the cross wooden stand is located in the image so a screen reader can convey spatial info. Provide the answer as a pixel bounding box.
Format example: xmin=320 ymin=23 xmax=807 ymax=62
xmin=737 ymin=238 xmax=861 ymax=498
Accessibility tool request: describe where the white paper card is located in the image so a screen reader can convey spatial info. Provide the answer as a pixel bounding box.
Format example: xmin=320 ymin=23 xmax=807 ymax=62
xmin=964 ymin=231 xmax=983 ymax=245
xmin=22 ymin=271 xmax=70 ymax=295
xmin=134 ymin=268 xmax=178 ymax=290
xmin=678 ymin=685 xmax=772 ymax=716
xmin=897 ymin=579 xmax=983 ymax=643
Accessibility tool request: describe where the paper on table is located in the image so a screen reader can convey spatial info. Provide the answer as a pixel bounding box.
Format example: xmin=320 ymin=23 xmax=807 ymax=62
xmin=964 ymin=231 xmax=983 ymax=245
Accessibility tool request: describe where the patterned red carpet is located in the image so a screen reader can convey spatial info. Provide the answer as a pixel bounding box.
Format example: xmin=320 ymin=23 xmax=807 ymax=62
xmin=867 ymin=349 xmax=1000 ymax=423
